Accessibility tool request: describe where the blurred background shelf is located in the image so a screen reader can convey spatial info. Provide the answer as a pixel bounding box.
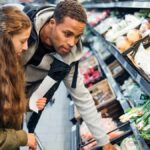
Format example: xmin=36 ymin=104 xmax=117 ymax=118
xmin=83 ymin=1 xmax=150 ymax=9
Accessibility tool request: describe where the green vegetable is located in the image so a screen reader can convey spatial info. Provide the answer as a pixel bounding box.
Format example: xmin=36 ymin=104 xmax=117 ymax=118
xmin=136 ymin=112 xmax=150 ymax=131
xmin=136 ymin=112 xmax=150 ymax=124
xmin=141 ymin=132 xmax=150 ymax=140
xmin=136 ymin=120 xmax=146 ymax=130
xmin=142 ymin=124 xmax=150 ymax=134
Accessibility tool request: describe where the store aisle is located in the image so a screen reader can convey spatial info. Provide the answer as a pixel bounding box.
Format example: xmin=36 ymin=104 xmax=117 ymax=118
xmin=21 ymin=82 xmax=72 ymax=150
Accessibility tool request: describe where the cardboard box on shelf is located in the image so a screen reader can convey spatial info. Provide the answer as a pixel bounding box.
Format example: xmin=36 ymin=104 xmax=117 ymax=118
xmin=88 ymin=79 xmax=116 ymax=108
xmin=108 ymin=60 xmax=124 ymax=78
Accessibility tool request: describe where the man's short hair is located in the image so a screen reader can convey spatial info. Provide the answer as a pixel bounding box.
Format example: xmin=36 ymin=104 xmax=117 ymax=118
xmin=53 ymin=0 xmax=87 ymax=24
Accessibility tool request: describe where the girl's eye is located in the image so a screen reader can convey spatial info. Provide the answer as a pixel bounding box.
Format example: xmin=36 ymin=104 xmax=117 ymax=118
xmin=21 ymin=40 xmax=26 ymax=44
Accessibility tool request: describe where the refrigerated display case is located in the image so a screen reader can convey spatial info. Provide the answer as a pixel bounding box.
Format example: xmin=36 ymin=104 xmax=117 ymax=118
xmin=70 ymin=1 xmax=150 ymax=150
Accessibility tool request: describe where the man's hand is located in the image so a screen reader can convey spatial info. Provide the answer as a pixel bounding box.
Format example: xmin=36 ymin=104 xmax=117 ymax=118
xmin=102 ymin=143 xmax=117 ymax=150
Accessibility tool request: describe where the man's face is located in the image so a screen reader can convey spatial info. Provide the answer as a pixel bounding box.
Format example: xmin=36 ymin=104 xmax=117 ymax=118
xmin=49 ymin=17 xmax=86 ymax=55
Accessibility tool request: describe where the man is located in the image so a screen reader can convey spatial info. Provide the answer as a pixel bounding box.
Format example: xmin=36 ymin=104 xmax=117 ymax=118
xmin=22 ymin=1 xmax=116 ymax=149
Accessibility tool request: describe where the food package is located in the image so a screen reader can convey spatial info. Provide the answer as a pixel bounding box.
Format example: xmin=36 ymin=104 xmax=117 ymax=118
xmin=105 ymin=15 xmax=143 ymax=42
xmin=127 ymin=29 xmax=141 ymax=44
xmin=139 ymin=19 xmax=150 ymax=38
xmin=120 ymin=137 xmax=140 ymax=150
xmin=80 ymin=117 xmax=124 ymax=142
xmin=88 ymin=79 xmax=116 ymax=107
xmin=113 ymin=136 xmax=140 ymax=150
xmin=134 ymin=43 xmax=150 ymax=76
xmin=116 ymin=36 xmax=132 ymax=53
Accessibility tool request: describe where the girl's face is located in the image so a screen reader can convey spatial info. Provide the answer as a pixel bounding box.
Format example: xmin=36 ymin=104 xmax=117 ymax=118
xmin=12 ymin=27 xmax=31 ymax=56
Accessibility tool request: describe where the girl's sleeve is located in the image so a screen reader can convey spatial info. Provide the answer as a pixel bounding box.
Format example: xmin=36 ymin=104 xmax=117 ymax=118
xmin=0 ymin=129 xmax=27 ymax=150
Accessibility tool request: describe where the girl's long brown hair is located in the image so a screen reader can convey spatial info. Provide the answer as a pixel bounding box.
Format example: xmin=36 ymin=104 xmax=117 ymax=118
xmin=0 ymin=6 xmax=31 ymax=129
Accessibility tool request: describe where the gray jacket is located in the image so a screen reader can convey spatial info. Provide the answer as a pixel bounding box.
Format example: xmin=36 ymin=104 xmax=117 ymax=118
xmin=22 ymin=5 xmax=109 ymax=146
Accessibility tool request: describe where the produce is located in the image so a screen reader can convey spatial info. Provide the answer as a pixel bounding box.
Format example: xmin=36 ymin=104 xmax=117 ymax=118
xmin=120 ymin=137 xmax=140 ymax=150
xmin=127 ymin=29 xmax=141 ymax=43
xmin=109 ymin=131 xmax=124 ymax=139
xmin=136 ymin=120 xmax=146 ymax=130
xmin=120 ymin=100 xmax=150 ymax=140
xmin=116 ymin=36 xmax=132 ymax=53
xmin=141 ymin=132 xmax=150 ymax=140
xmin=82 ymin=141 xmax=97 ymax=150
xmin=142 ymin=124 xmax=150 ymax=133
xmin=134 ymin=44 xmax=150 ymax=75
xmin=119 ymin=107 xmax=144 ymax=123
xmin=139 ymin=20 xmax=150 ymax=37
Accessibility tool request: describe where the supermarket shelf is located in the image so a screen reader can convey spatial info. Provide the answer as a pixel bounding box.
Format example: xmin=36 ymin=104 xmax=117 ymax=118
xmin=83 ymin=2 xmax=115 ymax=9
xmin=90 ymin=28 xmax=150 ymax=97
xmin=89 ymin=43 xmax=150 ymax=150
xmin=116 ymin=1 xmax=150 ymax=9
xmin=130 ymin=122 xmax=150 ymax=150
xmin=83 ymin=1 xmax=150 ymax=9
xmin=89 ymin=44 xmax=130 ymax=111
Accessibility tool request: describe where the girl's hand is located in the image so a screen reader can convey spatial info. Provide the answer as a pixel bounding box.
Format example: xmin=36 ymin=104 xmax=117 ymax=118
xmin=27 ymin=133 xmax=37 ymax=150
xmin=36 ymin=97 xmax=47 ymax=110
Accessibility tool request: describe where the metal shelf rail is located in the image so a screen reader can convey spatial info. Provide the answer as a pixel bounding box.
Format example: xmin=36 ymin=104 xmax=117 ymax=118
xmin=69 ymin=101 xmax=77 ymax=124
xmin=71 ymin=124 xmax=80 ymax=150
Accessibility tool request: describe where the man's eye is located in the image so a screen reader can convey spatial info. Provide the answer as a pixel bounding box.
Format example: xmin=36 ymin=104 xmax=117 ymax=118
xmin=64 ymin=32 xmax=72 ymax=37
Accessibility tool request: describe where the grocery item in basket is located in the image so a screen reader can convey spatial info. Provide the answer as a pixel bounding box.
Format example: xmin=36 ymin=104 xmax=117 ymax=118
xmin=108 ymin=60 xmax=123 ymax=78
xmin=139 ymin=20 xmax=150 ymax=38
xmin=120 ymin=137 xmax=140 ymax=150
xmin=113 ymin=136 xmax=140 ymax=150
xmin=87 ymin=10 xmax=109 ymax=27
xmin=89 ymin=79 xmax=116 ymax=107
xmin=105 ymin=14 xmax=143 ymax=42
xmin=109 ymin=131 xmax=125 ymax=139
xmin=119 ymin=107 xmax=144 ymax=123
xmin=121 ymin=78 xmax=149 ymax=106
xmin=134 ymin=43 xmax=150 ymax=76
xmin=94 ymin=17 xmax=120 ymax=34
xmin=80 ymin=117 xmax=124 ymax=141
xmin=127 ymin=29 xmax=141 ymax=44
xmin=82 ymin=141 xmax=97 ymax=150
xmin=116 ymin=36 xmax=132 ymax=53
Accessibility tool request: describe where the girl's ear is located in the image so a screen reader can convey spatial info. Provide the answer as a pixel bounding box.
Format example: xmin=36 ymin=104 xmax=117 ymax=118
xmin=49 ymin=18 xmax=56 ymax=25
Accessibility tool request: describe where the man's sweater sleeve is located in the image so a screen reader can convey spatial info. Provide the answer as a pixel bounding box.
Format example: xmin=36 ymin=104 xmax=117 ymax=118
xmin=64 ymin=66 xmax=110 ymax=146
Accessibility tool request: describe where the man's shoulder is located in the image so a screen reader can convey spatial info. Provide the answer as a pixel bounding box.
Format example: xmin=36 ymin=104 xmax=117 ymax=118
xmin=23 ymin=3 xmax=55 ymax=20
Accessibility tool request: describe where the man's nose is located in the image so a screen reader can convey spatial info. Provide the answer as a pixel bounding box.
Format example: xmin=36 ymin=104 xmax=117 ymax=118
xmin=68 ymin=37 xmax=75 ymax=47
